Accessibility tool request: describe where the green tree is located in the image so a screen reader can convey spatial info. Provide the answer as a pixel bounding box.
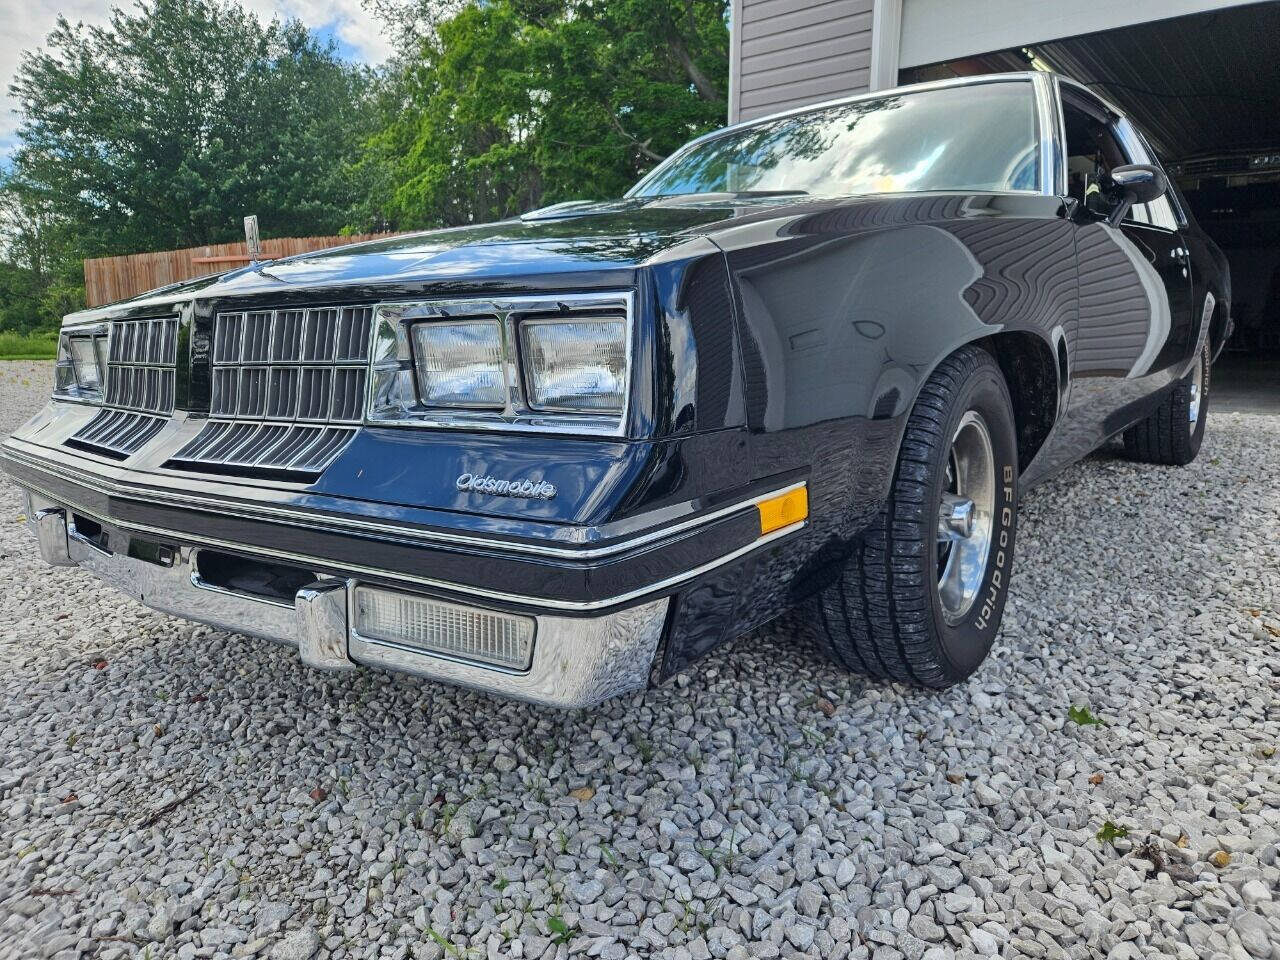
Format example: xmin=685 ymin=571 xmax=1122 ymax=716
xmin=1 ymin=0 xmax=376 ymax=320
xmin=358 ymin=0 xmax=729 ymax=229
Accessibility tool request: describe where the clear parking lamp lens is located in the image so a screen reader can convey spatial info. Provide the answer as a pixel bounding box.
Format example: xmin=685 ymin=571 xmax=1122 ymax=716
xmin=69 ymin=336 xmax=103 ymax=392
xmin=521 ymin=319 xmax=626 ymax=413
xmin=412 ymin=320 xmax=507 ymax=407
xmin=55 ymin=332 xmax=106 ymax=401
xmin=54 ymin=334 xmax=77 ymax=393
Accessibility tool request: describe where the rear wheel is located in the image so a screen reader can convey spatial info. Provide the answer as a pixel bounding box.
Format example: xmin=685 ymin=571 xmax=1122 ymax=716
xmin=1122 ymin=343 xmax=1210 ymax=466
xmin=818 ymin=346 xmax=1019 ymax=688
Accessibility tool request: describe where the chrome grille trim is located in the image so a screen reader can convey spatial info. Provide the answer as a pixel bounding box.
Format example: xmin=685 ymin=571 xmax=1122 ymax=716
xmin=69 ymin=410 xmax=168 ymax=457
xmin=68 ymin=317 xmax=180 ymax=457
xmin=170 ymin=421 xmax=358 ymax=474
xmin=104 ymin=318 xmax=180 ymax=414
xmin=169 ymin=305 xmax=373 ymax=476
xmin=207 ymin=307 xmax=370 ymax=426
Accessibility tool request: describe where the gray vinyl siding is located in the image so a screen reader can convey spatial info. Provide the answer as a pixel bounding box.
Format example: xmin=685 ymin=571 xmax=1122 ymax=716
xmin=735 ymin=0 xmax=875 ymax=122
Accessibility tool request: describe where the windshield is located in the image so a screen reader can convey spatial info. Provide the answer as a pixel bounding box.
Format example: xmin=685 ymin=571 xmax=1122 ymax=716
xmin=631 ymin=81 xmax=1040 ymax=199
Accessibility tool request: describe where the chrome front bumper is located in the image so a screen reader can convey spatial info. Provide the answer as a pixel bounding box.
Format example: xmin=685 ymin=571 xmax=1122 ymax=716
xmin=22 ymin=491 xmax=668 ymax=708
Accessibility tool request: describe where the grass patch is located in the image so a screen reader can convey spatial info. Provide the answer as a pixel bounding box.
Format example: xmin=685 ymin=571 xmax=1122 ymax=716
xmin=0 ymin=330 xmax=59 ymax=360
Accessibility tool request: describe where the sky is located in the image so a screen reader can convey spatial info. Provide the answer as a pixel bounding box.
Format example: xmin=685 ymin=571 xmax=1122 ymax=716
xmin=0 ymin=0 xmax=394 ymax=164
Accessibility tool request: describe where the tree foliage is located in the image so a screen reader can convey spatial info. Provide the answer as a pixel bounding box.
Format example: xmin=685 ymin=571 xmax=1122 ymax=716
xmin=6 ymin=0 xmax=375 ymax=254
xmin=357 ymin=0 xmax=730 ymax=229
xmin=0 ymin=0 xmax=376 ymax=328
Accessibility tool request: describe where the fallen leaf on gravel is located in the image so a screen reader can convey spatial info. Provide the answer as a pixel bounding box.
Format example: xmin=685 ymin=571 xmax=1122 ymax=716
xmin=1088 ymin=773 xmax=1104 ymax=785
xmin=1096 ymin=821 xmax=1128 ymax=846
xmin=816 ymin=698 xmax=836 ymax=717
xmin=309 ymin=787 xmax=327 ymax=802
xmin=1210 ymin=850 xmax=1231 ymax=868
xmin=946 ymin=774 xmax=965 ymax=785
xmin=1068 ymin=705 xmax=1105 ymax=727
xmin=569 ymin=787 xmax=595 ymax=802
xmin=91 ymin=660 xmax=108 ymax=670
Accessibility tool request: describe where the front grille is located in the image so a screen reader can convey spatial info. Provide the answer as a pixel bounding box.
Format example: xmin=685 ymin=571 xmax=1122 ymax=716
xmin=167 ymin=306 xmax=373 ymax=476
xmin=67 ymin=318 xmax=180 ymax=458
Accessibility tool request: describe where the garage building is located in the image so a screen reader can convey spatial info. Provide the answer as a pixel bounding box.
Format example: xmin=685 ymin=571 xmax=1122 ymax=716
xmin=728 ymin=0 xmax=1280 ymax=408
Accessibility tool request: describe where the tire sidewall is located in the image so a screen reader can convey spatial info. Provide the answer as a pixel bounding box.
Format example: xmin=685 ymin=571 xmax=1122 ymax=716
xmin=926 ymin=365 xmax=1019 ymax=678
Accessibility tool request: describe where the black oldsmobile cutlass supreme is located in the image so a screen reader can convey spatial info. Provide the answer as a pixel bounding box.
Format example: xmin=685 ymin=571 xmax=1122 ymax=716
xmin=1 ymin=74 xmax=1231 ymax=707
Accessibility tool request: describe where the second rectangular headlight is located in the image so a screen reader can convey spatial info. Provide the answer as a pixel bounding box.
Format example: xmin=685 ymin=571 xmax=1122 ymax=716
xmin=520 ymin=318 xmax=626 ymax=413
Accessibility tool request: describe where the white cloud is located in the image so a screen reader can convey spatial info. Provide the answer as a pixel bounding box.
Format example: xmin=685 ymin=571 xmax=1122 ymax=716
xmin=240 ymin=0 xmax=394 ymax=61
xmin=0 ymin=0 xmax=391 ymax=159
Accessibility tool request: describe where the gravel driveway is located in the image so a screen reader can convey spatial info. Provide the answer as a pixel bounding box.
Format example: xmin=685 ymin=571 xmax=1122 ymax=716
xmin=1 ymin=359 xmax=1278 ymax=960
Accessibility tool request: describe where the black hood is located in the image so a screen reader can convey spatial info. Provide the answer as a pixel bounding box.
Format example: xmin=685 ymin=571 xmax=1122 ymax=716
xmin=67 ymin=194 xmax=815 ymax=321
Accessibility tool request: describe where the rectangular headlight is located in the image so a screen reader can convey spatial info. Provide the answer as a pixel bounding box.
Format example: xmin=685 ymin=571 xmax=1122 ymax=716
xmin=412 ymin=320 xmax=506 ymax=407
xmin=521 ymin=318 xmax=626 ymax=413
xmin=354 ymin=585 xmax=535 ymax=671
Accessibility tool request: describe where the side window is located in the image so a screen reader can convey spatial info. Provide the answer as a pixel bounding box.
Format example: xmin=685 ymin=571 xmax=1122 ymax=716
xmin=1127 ymin=124 xmax=1186 ymax=228
xmin=1144 ymin=196 xmax=1179 ymax=230
xmin=1062 ymin=99 xmax=1128 ymax=213
xmin=1062 ymin=96 xmax=1178 ymax=231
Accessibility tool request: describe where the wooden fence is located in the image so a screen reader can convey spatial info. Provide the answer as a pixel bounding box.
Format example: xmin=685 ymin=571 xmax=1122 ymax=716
xmin=83 ymin=233 xmax=403 ymax=307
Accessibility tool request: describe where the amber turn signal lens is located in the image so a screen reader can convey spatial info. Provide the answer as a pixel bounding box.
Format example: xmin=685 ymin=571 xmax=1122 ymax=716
xmin=757 ymin=486 xmax=808 ymax=536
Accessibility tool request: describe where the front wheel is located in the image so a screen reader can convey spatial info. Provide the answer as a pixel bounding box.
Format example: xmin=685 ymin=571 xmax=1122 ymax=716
xmin=818 ymin=346 xmax=1019 ymax=688
xmin=1122 ymin=343 xmax=1210 ymax=466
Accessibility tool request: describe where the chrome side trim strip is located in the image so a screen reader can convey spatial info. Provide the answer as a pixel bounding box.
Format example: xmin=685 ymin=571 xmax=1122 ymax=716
xmin=14 ymin=474 xmax=806 ymax=612
xmin=1 ymin=441 xmax=802 ymax=561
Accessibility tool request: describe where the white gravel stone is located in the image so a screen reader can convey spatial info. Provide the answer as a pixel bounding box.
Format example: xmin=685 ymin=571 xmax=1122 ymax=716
xmin=1 ymin=362 xmax=1279 ymax=960
xmin=1241 ymin=879 xmax=1274 ymax=905
xmin=271 ymin=926 xmax=321 ymax=960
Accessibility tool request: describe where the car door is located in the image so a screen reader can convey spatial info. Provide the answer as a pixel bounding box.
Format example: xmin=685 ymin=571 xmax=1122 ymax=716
xmin=1060 ymin=87 xmax=1194 ymax=436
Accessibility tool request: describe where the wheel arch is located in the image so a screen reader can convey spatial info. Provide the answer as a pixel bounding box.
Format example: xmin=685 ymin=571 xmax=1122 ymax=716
xmin=1208 ymin=292 xmax=1231 ymax=362
xmin=907 ymin=330 xmax=1062 ymax=475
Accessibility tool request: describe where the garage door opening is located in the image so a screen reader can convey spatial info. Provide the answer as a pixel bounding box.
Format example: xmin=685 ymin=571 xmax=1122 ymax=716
xmin=900 ymin=1 xmax=1280 ymax=414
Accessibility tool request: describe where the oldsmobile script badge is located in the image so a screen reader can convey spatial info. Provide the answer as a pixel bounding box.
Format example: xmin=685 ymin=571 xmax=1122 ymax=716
xmin=456 ymin=473 xmax=557 ymax=500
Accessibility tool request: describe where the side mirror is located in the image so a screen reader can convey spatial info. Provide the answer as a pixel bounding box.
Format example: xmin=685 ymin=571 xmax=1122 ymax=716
xmin=1100 ymin=164 xmax=1168 ymax=226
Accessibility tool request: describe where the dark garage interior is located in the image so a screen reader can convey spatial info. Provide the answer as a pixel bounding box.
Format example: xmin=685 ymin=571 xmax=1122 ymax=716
xmin=902 ymin=1 xmax=1280 ymax=413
